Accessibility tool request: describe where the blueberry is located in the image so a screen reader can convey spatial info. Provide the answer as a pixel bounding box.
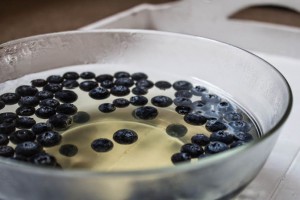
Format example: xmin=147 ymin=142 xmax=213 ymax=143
xmin=230 ymin=141 xmax=246 ymax=148
xmin=136 ymin=79 xmax=154 ymax=89
xmin=130 ymin=96 xmax=148 ymax=106
xmin=184 ymin=112 xmax=207 ymax=125
xmin=0 ymin=134 xmax=9 ymax=145
xmin=79 ymin=81 xmax=98 ymax=91
xmin=100 ymin=80 xmax=114 ymax=89
xmin=132 ymin=87 xmax=148 ymax=95
xmin=31 ymin=79 xmax=48 ymax=87
xmin=55 ymin=90 xmax=78 ymax=103
xmin=191 ymin=85 xmax=207 ymax=96
xmin=131 ymin=72 xmax=148 ymax=81
xmin=192 ymin=100 xmax=209 ymax=111
xmin=217 ymin=100 xmax=233 ymax=113
xmin=110 ymin=85 xmax=130 ymax=97
xmin=9 ymin=130 xmax=36 ymax=144
xmin=35 ymin=106 xmax=56 ymax=119
xmin=0 ymin=100 xmax=4 ymax=110
xmin=0 ymin=93 xmax=20 ymax=105
xmin=224 ymin=111 xmax=243 ymax=122
xmin=113 ymin=98 xmax=130 ymax=108
xmin=18 ymin=96 xmax=40 ymax=107
xmin=155 ymin=81 xmax=172 ymax=90
xmin=35 ymin=91 xmax=54 ymax=100
xmin=229 ymin=120 xmax=252 ymax=132
xmin=40 ymin=99 xmax=60 ymax=108
xmin=166 ymin=124 xmax=187 ymax=137
xmin=205 ymin=119 xmax=227 ymax=132
xmin=63 ymin=72 xmax=79 ymax=80
xmin=62 ymin=80 xmax=79 ymax=89
xmin=59 ymin=144 xmax=78 ymax=157
xmin=151 ymin=96 xmax=173 ymax=107
xmin=201 ymin=93 xmax=221 ymax=104
xmin=210 ymin=130 xmax=234 ymax=144
xmin=30 ymin=152 xmax=57 ymax=167
xmin=114 ymin=71 xmax=130 ymax=79
xmin=191 ymin=134 xmax=210 ymax=146
xmin=95 ymin=74 xmax=114 ymax=83
xmin=47 ymin=75 xmax=63 ymax=83
xmin=32 ymin=123 xmax=53 ymax=135
xmin=16 ymin=117 xmax=36 ymax=129
xmin=181 ymin=143 xmax=204 ymax=158
xmin=113 ymin=129 xmax=138 ymax=144
xmin=171 ymin=152 xmax=191 ymax=164
xmin=73 ymin=111 xmax=90 ymax=124
xmin=91 ymin=138 xmax=114 ymax=152
xmin=89 ymin=87 xmax=110 ymax=100
xmin=15 ymin=141 xmax=42 ymax=157
xmin=175 ymin=90 xmax=193 ymax=98
xmin=80 ymin=71 xmax=96 ymax=79
xmin=115 ymin=78 xmax=134 ymax=87
xmin=43 ymin=83 xmax=63 ymax=93
xmin=0 ymin=119 xmax=16 ymax=135
xmin=56 ymin=103 xmax=78 ymax=115
xmin=205 ymin=141 xmax=229 ymax=154
xmin=133 ymin=106 xmax=158 ymax=120
xmin=232 ymin=131 xmax=253 ymax=142
xmin=37 ymin=131 xmax=62 ymax=147
xmin=48 ymin=114 xmax=72 ymax=131
xmin=202 ymin=109 xmax=221 ymax=119
xmin=0 ymin=112 xmax=18 ymax=122
xmin=16 ymin=106 xmax=35 ymax=116
xmin=173 ymin=81 xmax=193 ymax=91
xmin=15 ymin=85 xmax=38 ymax=96
xmin=98 ymin=103 xmax=116 ymax=113
xmin=173 ymin=97 xmax=192 ymax=107
xmin=175 ymin=106 xmax=192 ymax=115
xmin=0 ymin=146 xmax=15 ymax=157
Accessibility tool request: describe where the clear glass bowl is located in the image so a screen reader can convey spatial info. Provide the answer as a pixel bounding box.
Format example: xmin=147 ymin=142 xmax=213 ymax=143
xmin=0 ymin=30 xmax=292 ymax=200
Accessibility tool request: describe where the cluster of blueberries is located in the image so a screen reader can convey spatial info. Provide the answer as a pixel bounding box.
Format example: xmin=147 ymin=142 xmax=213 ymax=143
xmin=0 ymin=70 xmax=254 ymax=168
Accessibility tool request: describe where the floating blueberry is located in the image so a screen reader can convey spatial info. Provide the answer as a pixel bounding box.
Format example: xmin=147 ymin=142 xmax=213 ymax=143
xmin=192 ymin=100 xmax=209 ymax=111
xmin=166 ymin=124 xmax=187 ymax=137
xmin=100 ymin=80 xmax=114 ymax=89
xmin=184 ymin=112 xmax=207 ymax=125
xmin=59 ymin=144 xmax=78 ymax=157
xmin=151 ymin=96 xmax=173 ymax=107
xmin=95 ymin=74 xmax=114 ymax=83
xmin=47 ymin=75 xmax=64 ymax=84
xmin=229 ymin=120 xmax=252 ymax=132
xmin=91 ymin=138 xmax=114 ymax=152
xmin=130 ymin=96 xmax=148 ymax=106
xmin=56 ymin=103 xmax=78 ymax=115
xmin=43 ymin=83 xmax=63 ymax=93
xmin=114 ymin=71 xmax=130 ymax=79
xmin=115 ymin=77 xmax=134 ymax=87
xmin=217 ymin=100 xmax=233 ymax=113
xmin=32 ymin=123 xmax=53 ymax=135
xmin=35 ymin=106 xmax=56 ymax=119
xmin=175 ymin=90 xmax=193 ymax=98
xmin=205 ymin=141 xmax=229 ymax=154
xmin=113 ymin=129 xmax=138 ymax=145
xmin=132 ymin=87 xmax=148 ymax=95
xmin=48 ymin=114 xmax=72 ymax=131
xmin=181 ymin=143 xmax=204 ymax=158
xmin=113 ymin=98 xmax=130 ymax=108
xmin=201 ymin=93 xmax=221 ymax=104
xmin=0 ymin=100 xmax=4 ymax=110
xmin=0 ymin=134 xmax=9 ymax=145
xmin=30 ymin=152 xmax=57 ymax=167
xmin=18 ymin=96 xmax=40 ymax=107
xmin=175 ymin=106 xmax=192 ymax=115
xmin=133 ymin=106 xmax=158 ymax=120
xmin=136 ymin=79 xmax=154 ymax=89
xmin=31 ymin=79 xmax=48 ymax=87
xmin=98 ymin=103 xmax=116 ymax=113
xmin=16 ymin=117 xmax=36 ymax=129
xmin=15 ymin=85 xmax=38 ymax=96
xmin=0 ymin=93 xmax=20 ymax=105
xmin=79 ymin=81 xmax=98 ymax=92
xmin=35 ymin=90 xmax=54 ymax=100
xmin=40 ymin=98 xmax=60 ymax=108
xmin=232 ymin=131 xmax=253 ymax=142
xmin=73 ymin=111 xmax=90 ymax=124
xmin=171 ymin=152 xmax=191 ymax=164
xmin=16 ymin=106 xmax=35 ymax=116
xmin=55 ymin=90 xmax=78 ymax=103
xmin=205 ymin=119 xmax=227 ymax=132
xmin=202 ymin=109 xmax=221 ymax=120
xmin=62 ymin=80 xmax=79 ymax=89
xmin=15 ymin=141 xmax=42 ymax=157
xmin=63 ymin=72 xmax=79 ymax=80
xmin=89 ymin=87 xmax=110 ymax=100
xmin=110 ymin=85 xmax=130 ymax=97
xmin=155 ymin=81 xmax=172 ymax=90
xmin=230 ymin=141 xmax=246 ymax=149
xmin=224 ymin=111 xmax=243 ymax=122
xmin=37 ymin=131 xmax=62 ymax=147
xmin=0 ymin=146 xmax=15 ymax=157
xmin=173 ymin=80 xmax=193 ymax=91
xmin=80 ymin=71 xmax=96 ymax=79
xmin=191 ymin=134 xmax=210 ymax=146
xmin=173 ymin=97 xmax=192 ymax=107
xmin=10 ymin=130 xmax=36 ymax=144
xmin=210 ymin=130 xmax=234 ymax=144
xmin=131 ymin=72 xmax=148 ymax=81
xmin=191 ymin=85 xmax=207 ymax=96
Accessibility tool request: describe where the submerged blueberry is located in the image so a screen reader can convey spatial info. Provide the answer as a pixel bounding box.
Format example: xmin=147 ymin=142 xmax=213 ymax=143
xmin=181 ymin=143 xmax=204 ymax=158
xmin=175 ymin=106 xmax=192 ymax=115
xmin=191 ymin=85 xmax=207 ymax=96
xmin=89 ymin=87 xmax=110 ymax=99
xmin=35 ymin=106 xmax=56 ymax=119
xmin=0 ymin=119 xmax=16 ymax=135
xmin=73 ymin=111 xmax=90 ymax=124
xmin=130 ymin=96 xmax=148 ymax=106
xmin=114 ymin=71 xmax=130 ymax=79
xmin=59 ymin=144 xmax=78 ymax=157
xmin=95 ymin=74 xmax=114 ymax=83
xmin=0 ymin=146 xmax=15 ymax=157
xmin=191 ymin=134 xmax=210 ymax=146
xmin=15 ymin=141 xmax=42 ymax=157
xmin=173 ymin=97 xmax=192 ymax=107
xmin=201 ymin=93 xmax=221 ymax=104
xmin=43 ymin=83 xmax=63 ymax=93
xmin=133 ymin=106 xmax=158 ymax=120
xmin=100 ymin=80 xmax=114 ymax=89
xmin=16 ymin=106 xmax=35 ymax=116
xmin=91 ymin=138 xmax=114 ymax=152
xmin=131 ymin=72 xmax=148 ymax=81
xmin=184 ymin=112 xmax=207 ymax=125
xmin=80 ymin=71 xmax=96 ymax=79
xmin=151 ymin=96 xmax=173 ymax=107
xmin=224 ymin=111 xmax=243 ymax=122
xmin=175 ymin=90 xmax=193 ymax=98
xmin=47 ymin=75 xmax=63 ymax=84
xmin=32 ymin=123 xmax=53 ymax=135
xmin=166 ymin=124 xmax=187 ymax=137
xmin=31 ymin=79 xmax=48 ymax=87
xmin=205 ymin=141 xmax=229 ymax=154
xmin=56 ymin=103 xmax=78 ymax=115
xmin=98 ymin=103 xmax=116 ymax=113
xmin=55 ymin=90 xmax=78 ymax=103
xmin=110 ymin=86 xmax=130 ymax=97
xmin=79 ymin=81 xmax=98 ymax=92
xmin=37 ymin=131 xmax=62 ymax=147
xmin=48 ymin=114 xmax=72 ymax=131
xmin=155 ymin=81 xmax=172 ymax=90
xmin=171 ymin=152 xmax=191 ymax=164
xmin=132 ymin=87 xmax=148 ymax=95
xmin=136 ymin=79 xmax=154 ymax=89
xmin=205 ymin=119 xmax=227 ymax=132
xmin=63 ymin=72 xmax=79 ymax=80
xmin=10 ymin=130 xmax=36 ymax=144
xmin=35 ymin=91 xmax=54 ymax=100
xmin=229 ymin=120 xmax=252 ymax=132
xmin=0 ymin=134 xmax=9 ymax=145
xmin=113 ymin=98 xmax=130 ymax=108
xmin=16 ymin=117 xmax=36 ymax=129
xmin=18 ymin=96 xmax=40 ymax=107
xmin=232 ymin=131 xmax=253 ymax=142
xmin=30 ymin=152 xmax=57 ymax=167
xmin=62 ymin=80 xmax=79 ymax=89
xmin=115 ymin=77 xmax=134 ymax=87
xmin=173 ymin=80 xmax=193 ymax=91
xmin=217 ymin=100 xmax=233 ymax=113
xmin=0 ymin=112 xmax=18 ymax=122
xmin=39 ymin=99 xmax=60 ymax=108
xmin=192 ymin=100 xmax=208 ymax=111
xmin=1 ymin=93 xmax=20 ymax=105
xmin=15 ymin=85 xmax=38 ymax=96
xmin=210 ymin=130 xmax=234 ymax=144
xmin=113 ymin=129 xmax=138 ymax=144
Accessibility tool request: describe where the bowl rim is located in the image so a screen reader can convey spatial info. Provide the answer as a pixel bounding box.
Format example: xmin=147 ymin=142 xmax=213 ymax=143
xmin=0 ymin=29 xmax=293 ymax=177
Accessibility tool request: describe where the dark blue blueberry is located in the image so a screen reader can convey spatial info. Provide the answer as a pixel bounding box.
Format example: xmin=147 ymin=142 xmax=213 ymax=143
xmin=133 ymin=106 xmax=158 ymax=120
xmin=175 ymin=90 xmax=193 ymax=98
xmin=184 ymin=112 xmax=207 ymax=125
xmin=15 ymin=141 xmax=42 ymax=157
xmin=229 ymin=120 xmax=252 ymax=132
xmin=224 ymin=111 xmax=243 ymax=122
xmin=35 ymin=90 xmax=54 ymax=100
xmin=136 ymin=79 xmax=154 ymax=89
xmin=173 ymin=80 xmax=193 ymax=91
xmin=201 ymin=93 xmax=221 ymax=104
xmin=73 ymin=111 xmax=90 ymax=124
xmin=100 ymin=80 xmax=114 ymax=89
xmin=0 ymin=146 xmax=15 ymax=157
xmin=210 ymin=130 xmax=234 ymax=144
xmin=175 ymin=106 xmax=192 ymax=115
xmin=151 ymin=96 xmax=173 ymax=107
xmin=62 ymin=80 xmax=79 ymax=89
xmin=79 ymin=81 xmax=98 ymax=91
xmin=18 ymin=96 xmax=40 ymax=107
xmin=15 ymin=85 xmax=38 ymax=96
xmin=202 ymin=109 xmax=221 ymax=120
xmin=98 ymin=103 xmax=116 ymax=113
xmin=205 ymin=141 xmax=229 ymax=154
xmin=40 ymin=98 xmax=60 ymax=108
xmin=32 ymin=123 xmax=53 ymax=135
xmin=191 ymin=85 xmax=207 ymax=96
xmin=0 ymin=122 xmax=16 ymax=135
xmin=173 ymin=97 xmax=192 ymax=107
xmin=30 ymin=152 xmax=57 ymax=167
xmin=191 ymin=134 xmax=210 ymax=146
xmin=55 ymin=90 xmax=78 ymax=103
xmin=91 ymin=138 xmax=114 ymax=152
xmin=95 ymin=74 xmax=114 ymax=83
xmin=113 ymin=129 xmax=138 ymax=144
xmin=35 ymin=106 xmax=56 ymax=119
xmin=0 ymin=93 xmax=20 ymax=105
xmin=115 ymin=77 xmax=134 ymax=87
xmin=166 ymin=124 xmax=187 ymax=137
xmin=48 ymin=114 xmax=72 ymax=131
xmin=131 ymin=72 xmax=148 ymax=81
xmin=114 ymin=71 xmax=130 ymax=79
xmin=59 ymin=144 xmax=78 ymax=157
xmin=31 ymin=79 xmax=48 ymax=87
xmin=0 ymin=100 xmax=4 ymax=110
xmin=80 ymin=71 xmax=96 ymax=79
xmin=56 ymin=103 xmax=78 ymax=115
xmin=37 ymin=131 xmax=62 ymax=147
xmin=0 ymin=134 xmax=9 ymax=145
xmin=205 ymin=119 xmax=227 ymax=132
xmin=113 ymin=98 xmax=130 ymax=108
xmin=9 ymin=130 xmax=36 ymax=144
xmin=192 ymin=100 xmax=208 ymax=111
xmin=16 ymin=106 xmax=35 ymax=116
xmin=232 ymin=131 xmax=253 ymax=142
xmin=155 ymin=81 xmax=172 ymax=90
xmin=230 ymin=141 xmax=246 ymax=148
xmin=16 ymin=117 xmax=36 ymax=129
xmin=47 ymin=75 xmax=63 ymax=84
xmin=171 ymin=152 xmax=191 ymax=164
xmin=63 ymin=72 xmax=79 ymax=80
xmin=89 ymin=87 xmax=110 ymax=100
xmin=0 ymin=112 xmax=18 ymax=123
xmin=110 ymin=85 xmax=130 ymax=97
xmin=130 ymin=96 xmax=148 ymax=106
xmin=132 ymin=87 xmax=148 ymax=95
xmin=43 ymin=83 xmax=63 ymax=93
xmin=217 ymin=100 xmax=233 ymax=113
xmin=181 ymin=143 xmax=204 ymax=158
